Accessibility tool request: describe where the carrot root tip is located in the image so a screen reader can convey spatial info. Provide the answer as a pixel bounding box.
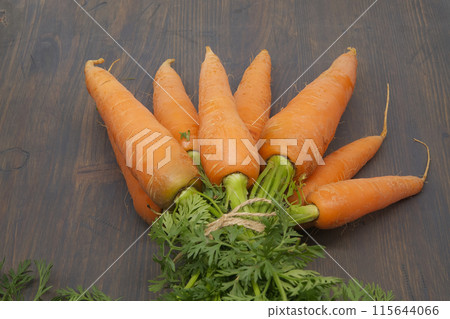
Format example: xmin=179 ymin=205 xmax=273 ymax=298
xmin=347 ymin=47 xmax=357 ymax=56
xmin=86 ymin=58 xmax=105 ymax=69
xmin=380 ymin=83 xmax=390 ymax=139
xmin=93 ymin=58 xmax=105 ymax=65
xmin=164 ymin=58 xmax=176 ymax=66
xmin=413 ymin=138 xmax=430 ymax=181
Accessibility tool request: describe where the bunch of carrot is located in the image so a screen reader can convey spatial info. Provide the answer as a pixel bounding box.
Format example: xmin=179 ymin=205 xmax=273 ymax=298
xmin=84 ymin=46 xmax=429 ymax=230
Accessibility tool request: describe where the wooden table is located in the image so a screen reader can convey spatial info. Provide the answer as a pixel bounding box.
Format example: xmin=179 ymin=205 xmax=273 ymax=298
xmin=0 ymin=0 xmax=448 ymax=300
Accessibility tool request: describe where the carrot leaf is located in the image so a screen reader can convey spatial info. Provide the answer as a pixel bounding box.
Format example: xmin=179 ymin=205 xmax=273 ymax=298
xmin=180 ymin=130 xmax=191 ymax=141
xmin=0 ymin=258 xmax=114 ymax=301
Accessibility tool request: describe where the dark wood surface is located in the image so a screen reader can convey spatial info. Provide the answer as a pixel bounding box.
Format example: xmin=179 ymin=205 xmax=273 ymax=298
xmin=0 ymin=0 xmax=448 ymax=301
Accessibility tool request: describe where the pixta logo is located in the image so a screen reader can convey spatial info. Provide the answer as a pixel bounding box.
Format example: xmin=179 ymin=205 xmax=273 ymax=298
xmin=125 ymin=129 xmax=172 ymax=175
xmin=193 ymin=138 xmax=324 ymax=166
xmin=125 ymin=129 xmax=325 ymax=174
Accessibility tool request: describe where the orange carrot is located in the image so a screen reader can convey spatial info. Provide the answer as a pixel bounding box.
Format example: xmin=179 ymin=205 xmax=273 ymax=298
xmin=291 ymin=84 xmax=390 ymax=204
xmin=108 ymin=130 xmax=160 ymax=224
xmin=198 ymin=47 xmax=260 ymax=208
xmin=153 ymin=59 xmax=199 ymax=152
xmin=301 ymin=139 xmax=430 ymax=229
xmin=84 ymin=58 xmax=199 ymax=209
xmin=251 ymin=49 xmax=357 ymax=210
xmin=259 ymin=48 xmax=357 ymax=179
xmin=234 ymin=50 xmax=271 ymax=141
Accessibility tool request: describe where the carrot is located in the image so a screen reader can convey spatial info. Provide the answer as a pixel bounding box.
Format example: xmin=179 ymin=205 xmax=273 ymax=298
xmin=234 ymin=50 xmax=271 ymax=141
xmin=260 ymin=48 xmax=357 ymax=178
xmin=291 ymin=84 xmax=390 ymax=204
xmin=84 ymin=58 xmax=199 ymax=209
xmin=251 ymin=49 xmax=357 ymax=211
xmin=198 ymin=47 xmax=260 ymax=208
xmin=153 ymin=59 xmax=199 ymax=153
xmin=299 ymin=139 xmax=430 ymax=229
xmin=107 ymin=130 xmax=160 ymax=224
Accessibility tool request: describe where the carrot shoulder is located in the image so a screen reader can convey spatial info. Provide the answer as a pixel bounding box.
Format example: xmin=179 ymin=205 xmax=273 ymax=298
xmin=85 ymin=59 xmax=199 ymax=208
xmin=234 ymin=50 xmax=271 ymax=142
xmin=153 ymin=59 xmax=199 ymax=152
xmin=305 ymin=139 xmax=430 ymax=229
xmin=108 ymin=130 xmax=160 ymax=224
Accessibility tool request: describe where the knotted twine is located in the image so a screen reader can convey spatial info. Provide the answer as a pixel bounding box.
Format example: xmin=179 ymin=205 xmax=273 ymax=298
xmin=204 ymin=198 xmax=276 ymax=238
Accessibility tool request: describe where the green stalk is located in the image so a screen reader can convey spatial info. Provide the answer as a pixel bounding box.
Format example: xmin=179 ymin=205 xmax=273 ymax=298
xmin=253 ymin=167 xmax=277 ymax=212
xmin=287 ymin=204 xmax=320 ymax=225
xmin=249 ymin=159 xmax=273 ymax=198
xmin=250 ymin=155 xmax=295 ymax=212
xmin=223 ymin=173 xmax=249 ymax=210
xmin=252 ymin=278 xmax=261 ymax=299
xmin=176 ymin=187 xmax=223 ymax=218
xmin=184 ymin=271 xmax=200 ymax=289
xmin=187 ymin=150 xmax=201 ymax=167
xmin=272 ymin=271 xmax=288 ymax=301
xmin=262 ymin=277 xmax=271 ymax=297
xmin=188 ymin=149 xmax=255 ymax=211
xmin=250 ymin=159 xmax=276 ymax=199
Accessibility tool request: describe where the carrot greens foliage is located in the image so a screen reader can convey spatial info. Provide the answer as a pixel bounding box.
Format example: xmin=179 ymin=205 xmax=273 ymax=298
xmin=148 ymin=180 xmax=393 ymax=301
xmin=0 ymin=258 xmax=114 ymax=301
xmin=0 ymin=259 xmax=52 ymax=301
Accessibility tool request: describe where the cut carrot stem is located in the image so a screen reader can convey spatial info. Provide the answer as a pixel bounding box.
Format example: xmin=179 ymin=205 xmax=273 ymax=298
xmin=223 ymin=173 xmax=249 ymax=211
xmin=250 ymin=155 xmax=294 ymax=212
xmin=286 ymin=204 xmax=319 ymax=225
xmin=302 ymin=139 xmax=430 ymax=229
xmin=290 ymin=83 xmax=391 ymax=204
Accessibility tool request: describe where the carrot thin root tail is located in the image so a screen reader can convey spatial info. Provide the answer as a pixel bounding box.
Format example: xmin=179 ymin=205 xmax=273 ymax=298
xmin=108 ymin=59 xmax=120 ymax=72
xmin=380 ymin=83 xmax=390 ymax=139
xmin=413 ymin=138 xmax=430 ymax=182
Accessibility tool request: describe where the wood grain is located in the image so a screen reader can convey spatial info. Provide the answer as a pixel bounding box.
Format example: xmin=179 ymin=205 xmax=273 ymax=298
xmin=0 ymin=0 xmax=448 ymax=300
